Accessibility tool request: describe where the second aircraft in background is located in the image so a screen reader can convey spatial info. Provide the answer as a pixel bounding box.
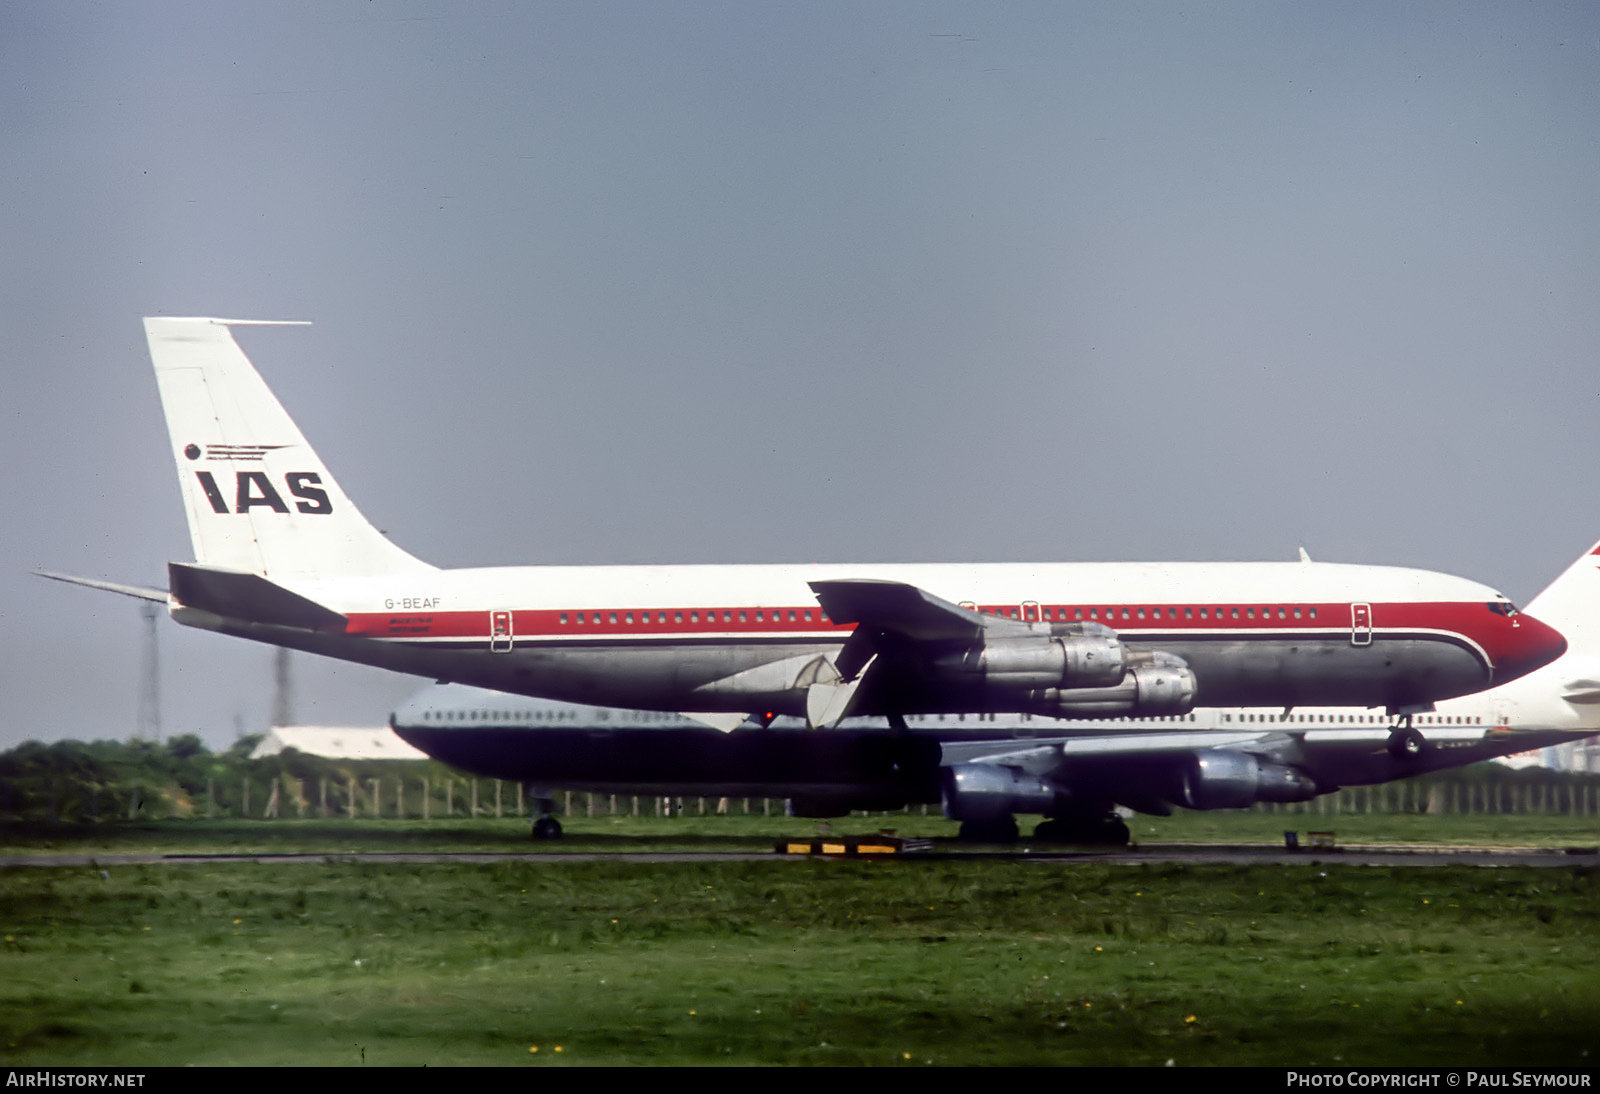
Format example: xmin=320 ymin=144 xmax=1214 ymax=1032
xmin=392 ymin=536 xmax=1600 ymax=842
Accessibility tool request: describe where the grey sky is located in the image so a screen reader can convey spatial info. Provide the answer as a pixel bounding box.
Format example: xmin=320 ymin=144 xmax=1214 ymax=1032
xmin=4 ymin=2 xmax=1598 ymax=750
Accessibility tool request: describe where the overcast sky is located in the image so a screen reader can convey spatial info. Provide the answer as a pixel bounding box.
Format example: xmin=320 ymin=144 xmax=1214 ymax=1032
xmin=4 ymin=1 xmax=1598 ymax=750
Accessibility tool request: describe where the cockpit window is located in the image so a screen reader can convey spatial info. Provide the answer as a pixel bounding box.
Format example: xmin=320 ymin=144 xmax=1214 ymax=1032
xmin=1486 ymin=600 xmax=1519 ymax=616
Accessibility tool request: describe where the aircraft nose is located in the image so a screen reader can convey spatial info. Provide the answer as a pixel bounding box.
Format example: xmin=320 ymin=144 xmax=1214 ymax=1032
xmin=1494 ymin=613 xmax=1567 ymax=685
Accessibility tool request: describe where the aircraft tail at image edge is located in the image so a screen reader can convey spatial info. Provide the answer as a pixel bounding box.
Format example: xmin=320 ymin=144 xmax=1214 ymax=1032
xmin=143 ymin=317 xmax=434 ymax=581
xmin=1521 ymin=539 xmax=1600 ymax=658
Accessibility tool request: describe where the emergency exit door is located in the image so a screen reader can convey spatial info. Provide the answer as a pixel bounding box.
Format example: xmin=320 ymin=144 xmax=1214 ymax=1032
xmin=490 ymin=610 xmax=513 ymax=653
xmin=1350 ymin=603 xmax=1372 ymax=646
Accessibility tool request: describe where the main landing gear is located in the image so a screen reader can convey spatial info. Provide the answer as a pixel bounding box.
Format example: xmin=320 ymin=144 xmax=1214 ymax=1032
xmin=955 ymin=811 xmax=1132 ymax=846
xmin=1032 ymin=811 xmax=1131 ymax=847
xmin=957 ymin=817 xmax=1020 ymax=843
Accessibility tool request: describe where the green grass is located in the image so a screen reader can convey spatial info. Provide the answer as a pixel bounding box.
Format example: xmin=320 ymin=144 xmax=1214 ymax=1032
xmin=2 ymin=857 xmax=1596 ymax=1066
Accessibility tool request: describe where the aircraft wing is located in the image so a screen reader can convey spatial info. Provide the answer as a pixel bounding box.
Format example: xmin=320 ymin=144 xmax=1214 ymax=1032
xmin=803 ymin=577 xmax=1134 ymax=729
xmin=808 ymin=578 xmax=1033 ymax=641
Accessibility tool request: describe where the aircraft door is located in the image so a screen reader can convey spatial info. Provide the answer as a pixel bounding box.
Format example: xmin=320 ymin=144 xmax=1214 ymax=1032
xmin=490 ymin=610 xmax=513 ymax=653
xmin=1022 ymin=601 xmax=1041 ymax=623
xmin=1350 ymin=603 xmax=1372 ymax=646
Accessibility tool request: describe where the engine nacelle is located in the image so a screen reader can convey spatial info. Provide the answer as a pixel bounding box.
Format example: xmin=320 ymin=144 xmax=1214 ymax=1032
xmin=941 ymin=762 xmax=1058 ymax=823
xmin=938 ymin=631 xmax=1127 ymax=691
xmin=1179 ymin=750 xmax=1320 ymax=810
xmin=1038 ymin=653 xmax=1198 ymax=717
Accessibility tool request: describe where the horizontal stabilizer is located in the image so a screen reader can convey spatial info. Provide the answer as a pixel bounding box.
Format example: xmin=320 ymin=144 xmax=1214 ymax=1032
xmin=33 ymin=570 xmax=168 ymax=603
xmin=168 ymin=562 xmax=346 ymax=630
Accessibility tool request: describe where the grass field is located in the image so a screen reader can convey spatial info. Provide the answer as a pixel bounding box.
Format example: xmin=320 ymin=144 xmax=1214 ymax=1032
xmin=1 ymin=815 xmax=1597 ymax=1066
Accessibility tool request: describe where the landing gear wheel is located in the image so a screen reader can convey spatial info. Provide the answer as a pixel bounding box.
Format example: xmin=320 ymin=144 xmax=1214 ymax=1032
xmin=1100 ymin=816 xmax=1131 ymax=846
xmin=1033 ymin=815 xmax=1130 ymax=846
xmin=1387 ymin=727 xmax=1427 ymax=760
xmin=957 ymin=817 xmax=1019 ymax=843
xmin=531 ymin=816 xmax=563 ymax=840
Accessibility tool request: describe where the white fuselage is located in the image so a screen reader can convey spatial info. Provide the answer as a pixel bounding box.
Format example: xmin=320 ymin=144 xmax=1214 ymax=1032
xmin=181 ymin=558 xmax=1559 ymax=717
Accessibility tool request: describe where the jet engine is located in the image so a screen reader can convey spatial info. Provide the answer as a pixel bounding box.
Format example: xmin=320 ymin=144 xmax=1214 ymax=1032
xmin=1178 ymin=750 xmax=1319 ymax=810
xmin=937 ymin=629 xmax=1127 ymax=691
xmin=940 ymin=762 xmax=1059 ymax=822
xmin=1038 ymin=652 xmax=1198 ymax=717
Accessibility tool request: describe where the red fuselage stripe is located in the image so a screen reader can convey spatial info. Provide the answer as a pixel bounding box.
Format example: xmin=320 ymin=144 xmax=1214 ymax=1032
xmin=342 ymin=601 xmax=1493 ymax=640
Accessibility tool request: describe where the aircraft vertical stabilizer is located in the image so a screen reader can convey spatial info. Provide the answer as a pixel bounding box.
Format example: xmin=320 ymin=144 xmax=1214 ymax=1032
xmin=1522 ymin=540 xmax=1600 ymax=659
xmin=143 ymin=317 xmax=433 ymax=580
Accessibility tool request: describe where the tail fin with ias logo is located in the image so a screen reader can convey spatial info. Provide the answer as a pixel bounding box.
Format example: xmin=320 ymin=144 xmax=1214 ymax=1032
xmin=143 ymin=317 xmax=434 ymax=581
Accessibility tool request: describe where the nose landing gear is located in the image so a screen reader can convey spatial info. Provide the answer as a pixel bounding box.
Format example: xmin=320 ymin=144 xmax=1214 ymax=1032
xmin=526 ymin=787 xmax=563 ymax=839
xmin=1386 ymin=714 xmax=1429 ymax=761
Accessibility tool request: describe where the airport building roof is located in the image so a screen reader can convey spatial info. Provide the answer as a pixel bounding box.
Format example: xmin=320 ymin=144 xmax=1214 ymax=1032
xmin=249 ymin=726 xmax=429 ymax=762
